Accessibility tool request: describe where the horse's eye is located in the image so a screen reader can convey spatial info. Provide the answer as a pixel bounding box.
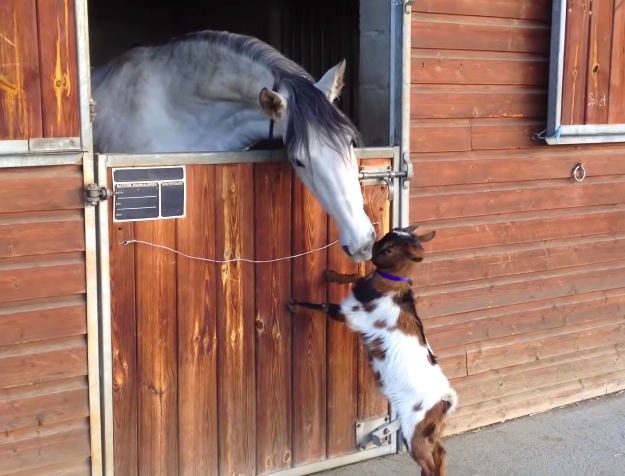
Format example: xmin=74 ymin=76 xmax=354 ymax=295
xmin=294 ymin=159 xmax=305 ymax=168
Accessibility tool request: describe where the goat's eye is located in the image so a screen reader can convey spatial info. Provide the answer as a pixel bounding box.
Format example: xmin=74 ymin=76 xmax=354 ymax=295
xmin=294 ymin=159 xmax=305 ymax=168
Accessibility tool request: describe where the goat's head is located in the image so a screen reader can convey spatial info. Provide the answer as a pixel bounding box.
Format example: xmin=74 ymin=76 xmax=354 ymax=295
xmin=371 ymin=225 xmax=436 ymax=272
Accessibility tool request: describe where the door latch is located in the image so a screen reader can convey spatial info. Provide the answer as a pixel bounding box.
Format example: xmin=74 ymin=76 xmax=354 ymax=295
xmin=84 ymin=183 xmax=113 ymax=206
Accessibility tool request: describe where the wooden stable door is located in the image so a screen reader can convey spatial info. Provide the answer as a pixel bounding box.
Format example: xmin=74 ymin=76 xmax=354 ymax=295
xmin=107 ymin=153 xmax=394 ymax=476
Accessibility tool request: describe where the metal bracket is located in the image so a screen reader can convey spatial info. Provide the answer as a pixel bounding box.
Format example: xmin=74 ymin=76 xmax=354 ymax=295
xmin=405 ymin=0 xmax=415 ymax=14
xmin=401 ymin=151 xmax=413 ymax=190
xmin=355 ymin=415 xmax=399 ymax=451
xmin=359 ymin=164 xmax=408 ymax=202
xmin=84 ymin=183 xmax=113 ymax=206
xmin=89 ymin=99 xmax=97 ymax=122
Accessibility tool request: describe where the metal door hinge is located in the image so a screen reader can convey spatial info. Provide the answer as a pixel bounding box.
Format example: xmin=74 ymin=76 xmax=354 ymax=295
xmin=401 ymin=151 xmax=413 ymax=190
xmin=89 ymin=99 xmax=96 ymax=122
xmin=355 ymin=415 xmax=400 ymax=451
xmin=84 ymin=183 xmax=113 ymax=206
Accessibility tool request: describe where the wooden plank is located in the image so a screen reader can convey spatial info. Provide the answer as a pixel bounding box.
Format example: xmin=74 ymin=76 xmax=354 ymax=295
xmin=412 ymin=13 xmax=551 ymax=54
xmin=0 ymin=421 xmax=90 ymax=475
xmin=411 ymin=0 xmax=552 ymax=20
xmin=2 ymin=458 xmax=90 ymax=476
xmin=410 ymin=150 xmax=625 ymax=187
xmin=0 ymin=336 xmax=87 ymax=390
xmin=410 ymin=119 xmax=472 ymax=153
xmin=215 ymin=164 xmax=256 ymax=475
xmin=135 ymin=219 xmax=178 ymax=476
xmin=176 ymin=165 xmax=219 ymax=476
xmin=254 ymin=163 xmax=293 ymax=473
xmin=465 ymin=315 xmax=625 ymax=374
xmin=413 ymin=206 xmax=625 ymax=253
xmin=326 ymin=199 xmax=359 ymax=458
xmin=469 ymin=119 xmax=544 ymax=150
xmin=358 ymin=169 xmax=390 ymax=420
xmin=0 ymin=253 xmax=85 ymax=303
xmin=0 ymin=296 xmax=85 ymax=347
xmin=584 ymin=0 xmax=614 ymax=124
xmin=444 ymin=370 xmax=625 ymax=435
xmin=410 ymin=85 xmax=546 ymax=119
xmin=414 ymin=233 xmax=625 ymax=288
xmin=108 ymin=185 xmax=138 ymax=476
xmin=410 ymin=177 xmax=625 ymax=222
xmin=0 ymin=166 xmax=83 ymax=214
xmin=411 ymin=50 xmax=549 ymax=86
xmin=454 ymin=342 xmax=625 ymax=406
xmin=35 ymin=0 xmax=79 ymax=137
xmin=416 ymin=261 xmax=625 ymax=318
xmin=0 ymin=377 xmax=88 ymax=432
xmin=0 ymin=0 xmax=42 ymax=140
xmin=291 ymin=171 xmax=328 ymax=465
xmin=560 ymin=0 xmax=591 ymax=125
xmin=608 ymin=0 xmax=625 ymax=123
xmin=427 ymin=288 xmax=625 ymax=349
xmin=0 ymin=211 xmax=85 ymax=259
xmin=437 ymin=345 xmax=467 ymax=380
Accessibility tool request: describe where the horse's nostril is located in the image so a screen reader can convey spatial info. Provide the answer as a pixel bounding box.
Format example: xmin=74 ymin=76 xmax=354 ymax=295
xmin=370 ymin=230 xmax=377 ymax=242
xmin=342 ymin=245 xmax=352 ymax=256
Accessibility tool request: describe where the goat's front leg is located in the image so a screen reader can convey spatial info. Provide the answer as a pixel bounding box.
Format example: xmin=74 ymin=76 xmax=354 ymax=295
xmin=287 ymin=300 xmax=345 ymax=322
xmin=324 ymin=269 xmax=361 ymax=284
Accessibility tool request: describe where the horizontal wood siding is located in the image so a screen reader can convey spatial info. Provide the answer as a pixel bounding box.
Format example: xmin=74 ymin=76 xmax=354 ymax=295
xmin=410 ymin=0 xmax=625 ymax=435
xmin=0 ymin=166 xmax=90 ymax=475
xmin=0 ymin=0 xmax=79 ymax=141
xmin=109 ymin=155 xmax=392 ymax=475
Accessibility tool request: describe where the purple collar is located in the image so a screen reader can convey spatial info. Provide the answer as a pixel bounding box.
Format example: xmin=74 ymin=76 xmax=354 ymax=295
xmin=376 ymin=271 xmax=412 ymax=283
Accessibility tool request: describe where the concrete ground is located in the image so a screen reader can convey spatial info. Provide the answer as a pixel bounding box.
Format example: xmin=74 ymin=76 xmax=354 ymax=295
xmin=316 ymin=391 xmax=625 ymax=476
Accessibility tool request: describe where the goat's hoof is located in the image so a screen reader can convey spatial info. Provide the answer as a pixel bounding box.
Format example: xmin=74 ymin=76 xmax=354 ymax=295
xmin=324 ymin=270 xmax=339 ymax=283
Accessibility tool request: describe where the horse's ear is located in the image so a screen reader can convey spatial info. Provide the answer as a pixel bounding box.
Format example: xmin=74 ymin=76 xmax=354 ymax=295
xmin=314 ymin=59 xmax=346 ymax=103
xmin=259 ymin=88 xmax=287 ymax=120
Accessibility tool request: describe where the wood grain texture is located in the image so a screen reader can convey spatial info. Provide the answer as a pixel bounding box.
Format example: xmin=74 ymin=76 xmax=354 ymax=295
xmin=608 ymin=0 xmax=625 ymax=123
xmin=410 ymin=120 xmax=472 ymax=153
xmin=291 ymin=171 xmax=328 ymax=465
xmin=469 ymin=119 xmax=544 ymax=149
xmin=135 ymin=219 xmax=178 ymax=476
xmin=412 ymin=13 xmax=550 ymax=54
xmin=0 ymin=253 xmax=85 ymax=303
xmin=0 ymin=336 xmax=87 ymax=390
xmin=410 ymin=176 xmax=625 ymax=222
xmin=326 ymin=205 xmax=359 ymax=457
xmin=0 ymin=211 xmax=85 ymax=259
xmin=109 ymin=191 xmax=138 ymax=476
xmin=0 ymin=420 xmax=91 ymax=475
xmin=358 ymin=167 xmax=390 ymax=420
xmin=0 ymin=166 xmax=83 ymax=214
xmin=560 ymin=0 xmax=591 ymax=125
xmin=410 ymin=85 xmax=547 ymax=120
xmin=411 ymin=50 xmax=549 ymax=86
xmin=411 ymin=0 xmax=552 ymax=20
xmin=0 ymin=296 xmax=85 ymax=347
xmin=254 ymin=163 xmax=293 ymax=474
xmin=176 ymin=165 xmax=219 ymax=476
xmin=0 ymin=0 xmax=42 ymax=140
xmin=585 ymin=0 xmax=614 ymax=124
xmin=215 ymin=164 xmax=256 ymax=475
xmin=35 ymin=0 xmax=79 ymax=137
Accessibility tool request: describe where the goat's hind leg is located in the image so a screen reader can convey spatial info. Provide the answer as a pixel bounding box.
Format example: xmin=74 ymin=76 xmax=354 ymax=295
xmin=287 ymin=300 xmax=345 ymax=322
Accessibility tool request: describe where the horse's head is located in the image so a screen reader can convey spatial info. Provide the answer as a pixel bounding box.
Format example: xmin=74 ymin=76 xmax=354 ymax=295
xmin=257 ymin=61 xmax=376 ymax=263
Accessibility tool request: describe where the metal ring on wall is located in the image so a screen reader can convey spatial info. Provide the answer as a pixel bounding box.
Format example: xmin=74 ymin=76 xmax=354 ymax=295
xmin=572 ymin=163 xmax=586 ymax=182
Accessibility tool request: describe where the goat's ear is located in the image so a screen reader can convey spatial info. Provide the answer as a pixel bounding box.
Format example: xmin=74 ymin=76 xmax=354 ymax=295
xmin=259 ymin=88 xmax=287 ymax=120
xmin=402 ymin=225 xmax=419 ymax=234
xmin=418 ymin=230 xmax=436 ymax=243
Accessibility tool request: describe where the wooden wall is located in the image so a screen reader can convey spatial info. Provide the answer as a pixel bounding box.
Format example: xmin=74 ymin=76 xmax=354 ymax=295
xmin=0 ymin=0 xmax=79 ymax=140
xmin=108 ymin=156 xmax=392 ymax=476
xmin=0 ymin=166 xmax=90 ymax=475
xmin=410 ymin=0 xmax=625 ymax=435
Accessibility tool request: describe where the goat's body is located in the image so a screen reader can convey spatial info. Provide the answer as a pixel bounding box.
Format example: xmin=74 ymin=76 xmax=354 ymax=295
xmin=339 ymin=289 xmax=457 ymax=453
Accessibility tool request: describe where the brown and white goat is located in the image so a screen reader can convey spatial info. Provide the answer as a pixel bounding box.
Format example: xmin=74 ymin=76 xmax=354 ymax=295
xmin=289 ymin=225 xmax=457 ymax=476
